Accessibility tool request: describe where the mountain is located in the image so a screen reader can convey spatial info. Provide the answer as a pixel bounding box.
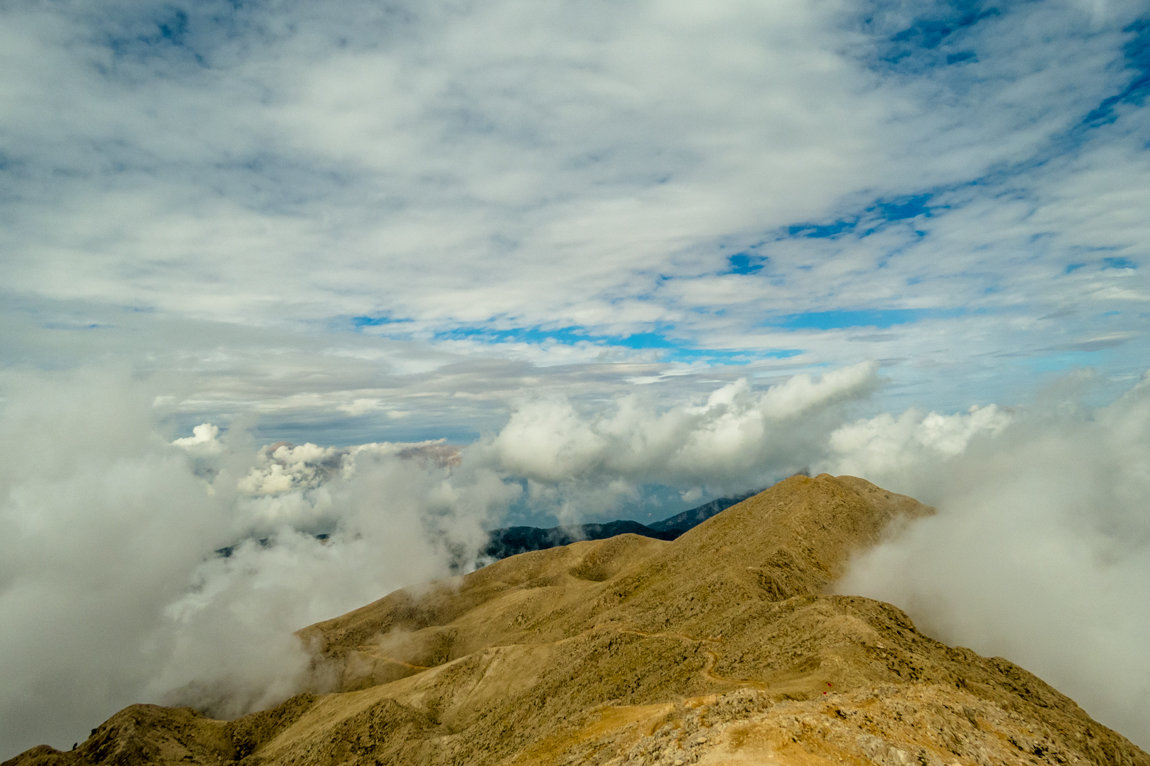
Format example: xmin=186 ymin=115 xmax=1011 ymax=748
xmin=645 ymin=491 xmax=757 ymax=534
xmin=7 ymin=474 xmax=1148 ymax=765
xmin=480 ymin=492 xmax=753 ymax=560
xmin=481 ymin=519 xmax=676 ymax=560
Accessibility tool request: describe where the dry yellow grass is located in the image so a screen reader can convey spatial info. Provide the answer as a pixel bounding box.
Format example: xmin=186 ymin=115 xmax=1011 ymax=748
xmin=7 ymin=475 xmax=1148 ymax=765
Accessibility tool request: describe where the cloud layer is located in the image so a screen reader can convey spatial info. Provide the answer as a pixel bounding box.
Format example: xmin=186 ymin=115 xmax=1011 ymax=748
xmin=2 ymin=364 xmax=1149 ymax=754
xmin=831 ymin=373 xmax=1150 ymax=749
xmin=485 ymin=362 xmax=878 ymax=518
xmin=1 ymin=1 xmax=1148 ymax=441
xmin=0 ymin=370 xmax=512 ymax=755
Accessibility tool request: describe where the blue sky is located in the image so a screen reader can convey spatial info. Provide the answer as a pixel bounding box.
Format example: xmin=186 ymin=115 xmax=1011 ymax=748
xmin=2 ymin=0 xmax=1148 ymax=445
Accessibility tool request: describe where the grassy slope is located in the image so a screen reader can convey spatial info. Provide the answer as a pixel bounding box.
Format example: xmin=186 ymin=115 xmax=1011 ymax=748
xmin=8 ymin=475 xmax=1149 ymax=765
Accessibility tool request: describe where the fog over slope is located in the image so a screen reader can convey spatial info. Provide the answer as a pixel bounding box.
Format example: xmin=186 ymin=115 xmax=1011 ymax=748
xmin=1 ymin=364 xmax=1148 ymax=755
xmin=832 ymin=370 xmax=1150 ymax=747
xmin=0 ymin=370 xmax=513 ymax=756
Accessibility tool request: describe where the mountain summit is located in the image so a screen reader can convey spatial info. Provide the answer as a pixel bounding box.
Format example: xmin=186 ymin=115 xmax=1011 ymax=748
xmin=8 ymin=474 xmax=1148 ymax=765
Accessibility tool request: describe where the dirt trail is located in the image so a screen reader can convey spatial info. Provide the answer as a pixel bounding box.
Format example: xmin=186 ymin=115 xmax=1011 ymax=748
xmin=615 ymin=627 xmax=756 ymax=687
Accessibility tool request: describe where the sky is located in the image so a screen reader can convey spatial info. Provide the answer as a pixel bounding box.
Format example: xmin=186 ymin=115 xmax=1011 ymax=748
xmin=2 ymin=0 xmax=1149 ymax=757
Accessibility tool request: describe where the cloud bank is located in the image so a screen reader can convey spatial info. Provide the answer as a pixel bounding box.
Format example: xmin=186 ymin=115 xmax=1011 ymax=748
xmin=0 ymin=369 xmax=513 ymax=756
xmin=0 ymin=362 xmax=882 ymax=755
xmin=831 ymin=373 xmax=1150 ymax=749
xmin=484 ymin=362 xmax=879 ymax=518
xmin=2 ymin=363 xmax=1150 ymax=754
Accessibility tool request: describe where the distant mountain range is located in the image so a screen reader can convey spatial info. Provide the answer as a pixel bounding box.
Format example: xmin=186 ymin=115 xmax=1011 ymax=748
xmin=480 ymin=492 xmax=756 ymax=560
xmin=213 ymin=494 xmax=757 ymax=564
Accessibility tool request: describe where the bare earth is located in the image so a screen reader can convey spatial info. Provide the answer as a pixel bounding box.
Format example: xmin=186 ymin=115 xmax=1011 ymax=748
xmin=7 ymin=474 xmax=1148 ymax=765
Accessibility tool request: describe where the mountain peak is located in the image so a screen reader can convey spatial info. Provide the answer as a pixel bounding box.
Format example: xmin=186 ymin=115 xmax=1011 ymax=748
xmin=7 ymin=475 xmax=1147 ymax=765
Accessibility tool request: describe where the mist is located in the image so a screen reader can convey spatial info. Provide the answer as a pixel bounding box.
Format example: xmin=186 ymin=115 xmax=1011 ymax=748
xmin=0 ymin=370 xmax=515 ymax=756
xmin=830 ymin=372 xmax=1150 ymax=750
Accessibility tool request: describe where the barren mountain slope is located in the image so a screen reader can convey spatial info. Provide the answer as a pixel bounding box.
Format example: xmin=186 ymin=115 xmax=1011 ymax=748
xmin=7 ymin=474 xmax=1148 ymax=765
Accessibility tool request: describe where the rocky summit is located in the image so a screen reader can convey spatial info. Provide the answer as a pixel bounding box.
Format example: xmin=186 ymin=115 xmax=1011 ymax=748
xmin=7 ymin=474 xmax=1148 ymax=765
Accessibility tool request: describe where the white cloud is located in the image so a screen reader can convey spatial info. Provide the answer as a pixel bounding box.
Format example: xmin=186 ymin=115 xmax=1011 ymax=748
xmin=485 ymin=362 xmax=879 ymax=519
xmin=830 ymin=372 xmax=1150 ymax=750
xmin=1 ymin=1 xmax=1148 ymax=436
xmin=171 ymin=423 xmax=224 ymax=456
xmin=0 ymin=369 xmax=514 ymax=756
xmin=828 ymin=403 xmax=1012 ymax=482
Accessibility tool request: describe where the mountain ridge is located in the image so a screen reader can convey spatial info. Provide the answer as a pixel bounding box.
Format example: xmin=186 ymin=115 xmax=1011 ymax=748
xmin=480 ymin=492 xmax=755 ymax=561
xmin=7 ymin=474 xmax=1148 ymax=765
